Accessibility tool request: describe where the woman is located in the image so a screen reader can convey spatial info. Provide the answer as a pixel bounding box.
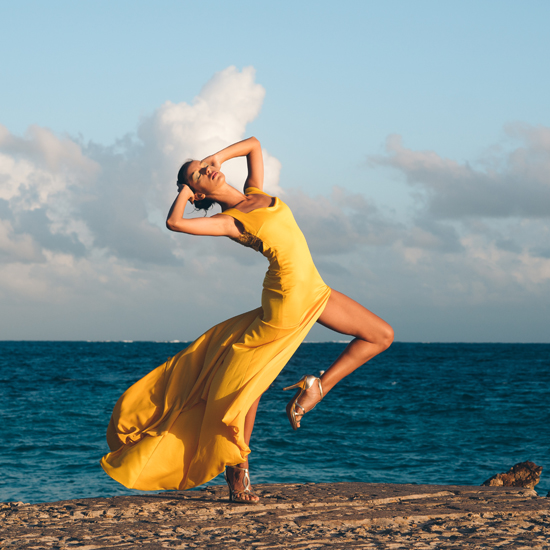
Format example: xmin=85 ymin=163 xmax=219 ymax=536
xmin=101 ymin=137 xmax=393 ymax=503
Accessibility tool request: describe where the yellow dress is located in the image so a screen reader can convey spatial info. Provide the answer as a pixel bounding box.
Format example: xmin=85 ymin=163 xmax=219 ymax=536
xmin=100 ymin=187 xmax=331 ymax=491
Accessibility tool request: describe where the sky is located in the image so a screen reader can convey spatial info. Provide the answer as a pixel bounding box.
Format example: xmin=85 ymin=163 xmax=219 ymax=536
xmin=1 ymin=0 xmax=549 ymax=342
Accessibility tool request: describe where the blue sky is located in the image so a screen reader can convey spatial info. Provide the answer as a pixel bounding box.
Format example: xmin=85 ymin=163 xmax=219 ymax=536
xmin=1 ymin=0 xmax=549 ymax=341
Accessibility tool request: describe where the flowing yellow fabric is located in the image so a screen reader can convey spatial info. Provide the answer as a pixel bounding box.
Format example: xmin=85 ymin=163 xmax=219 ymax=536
xmin=100 ymin=188 xmax=331 ymax=491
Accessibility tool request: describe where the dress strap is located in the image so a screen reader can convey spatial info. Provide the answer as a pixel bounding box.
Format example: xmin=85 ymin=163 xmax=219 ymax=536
xmin=221 ymin=187 xmax=276 ymax=232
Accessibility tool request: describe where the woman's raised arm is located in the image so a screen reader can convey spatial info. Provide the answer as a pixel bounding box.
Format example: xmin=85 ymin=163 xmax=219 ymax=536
xmin=202 ymin=137 xmax=264 ymax=191
xmin=166 ymin=185 xmax=238 ymax=237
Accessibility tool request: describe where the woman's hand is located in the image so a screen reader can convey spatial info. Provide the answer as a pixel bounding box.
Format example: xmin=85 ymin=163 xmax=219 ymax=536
xmin=200 ymin=153 xmax=221 ymax=170
xmin=177 ymin=183 xmax=195 ymax=203
xmin=167 ymin=184 xmax=197 ymax=231
xmin=201 ymin=137 xmax=263 ymax=191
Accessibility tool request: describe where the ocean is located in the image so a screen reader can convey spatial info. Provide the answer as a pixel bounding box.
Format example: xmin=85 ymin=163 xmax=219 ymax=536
xmin=1 ymin=341 xmax=548 ymax=503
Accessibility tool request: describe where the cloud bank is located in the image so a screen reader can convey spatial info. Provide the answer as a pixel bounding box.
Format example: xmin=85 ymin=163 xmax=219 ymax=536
xmin=1 ymin=67 xmax=549 ymax=342
xmin=371 ymin=125 xmax=550 ymax=219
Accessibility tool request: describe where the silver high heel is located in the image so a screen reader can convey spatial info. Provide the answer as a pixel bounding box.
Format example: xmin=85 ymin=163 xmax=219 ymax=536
xmin=224 ymin=465 xmax=260 ymax=504
xmin=283 ymin=371 xmax=324 ymax=430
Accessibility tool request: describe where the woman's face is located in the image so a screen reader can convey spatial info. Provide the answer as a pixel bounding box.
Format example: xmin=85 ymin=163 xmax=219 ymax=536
xmin=185 ymin=161 xmax=225 ymax=194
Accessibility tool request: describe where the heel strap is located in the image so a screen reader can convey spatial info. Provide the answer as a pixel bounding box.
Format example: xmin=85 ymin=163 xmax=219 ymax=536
xmin=226 ymin=465 xmax=251 ymax=491
xmin=317 ymin=371 xmax=325 ymax=401
xmin=224 ymin=466 xmax=252 ymax=493
xmin=225 ymin=466 xmax=257 ymax=501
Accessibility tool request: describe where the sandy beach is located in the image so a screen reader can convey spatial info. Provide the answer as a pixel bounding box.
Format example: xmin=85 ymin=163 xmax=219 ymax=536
xmin=2 ymin=482 xmax=549 ymax=549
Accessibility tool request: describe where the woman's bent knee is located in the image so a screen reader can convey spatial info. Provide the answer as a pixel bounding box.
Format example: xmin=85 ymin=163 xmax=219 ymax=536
xmin=375 ymin=324 xmax=394 ymax=351
xmin=357 ymin=323 xmax=393 ymax=351
xmin=382 ymin=325 xmax=394 ymax=350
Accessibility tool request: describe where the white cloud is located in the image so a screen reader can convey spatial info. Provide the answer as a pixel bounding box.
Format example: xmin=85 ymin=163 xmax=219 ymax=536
xmin=0 ymin=218 xmax=43 ymax=263
xmin=0 ymin=124 xmax=99 ymax=265
xmin=287 ymin=187 xmax=403 ymax=255
xmin=370 ymin=124 xmax=550 ymax=219
xmin=138 ymin=65 xmax=282 ymax=199
xmin=0 ymin=124 xmax=99 ymax=205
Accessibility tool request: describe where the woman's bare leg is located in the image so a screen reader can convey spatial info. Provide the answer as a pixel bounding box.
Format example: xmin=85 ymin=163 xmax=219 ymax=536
xmin=226 ymin=395 xmax=262 ymax=501
xmin=292 ymin=289 xmax=394 ymax=426
xmin=242 ymin=395 xmax=261 ymax=453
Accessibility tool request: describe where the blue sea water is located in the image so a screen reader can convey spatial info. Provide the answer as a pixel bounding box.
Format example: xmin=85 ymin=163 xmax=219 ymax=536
xmin=0 ymin=341 xmax=549 ymax=504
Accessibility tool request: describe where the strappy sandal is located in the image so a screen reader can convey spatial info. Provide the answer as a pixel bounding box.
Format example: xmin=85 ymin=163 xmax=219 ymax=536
xmin=224 ymin=465 xmax=260 ymax=504
xmin=283 ymin=371 xmax=324 ymax=430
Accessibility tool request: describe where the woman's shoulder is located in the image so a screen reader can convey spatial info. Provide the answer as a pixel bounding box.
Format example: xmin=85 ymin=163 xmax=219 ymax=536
xmin=245 ymin=186 xmax=271 ymax=197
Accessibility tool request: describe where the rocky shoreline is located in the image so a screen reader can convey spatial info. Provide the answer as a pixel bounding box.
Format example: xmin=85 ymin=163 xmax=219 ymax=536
xmin=2 ymin=482 xmax=549 ymax=549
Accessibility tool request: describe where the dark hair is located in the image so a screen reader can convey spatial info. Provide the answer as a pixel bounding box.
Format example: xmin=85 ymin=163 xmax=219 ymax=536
xmin=177 ymin=160 xmax=215 ymax=213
